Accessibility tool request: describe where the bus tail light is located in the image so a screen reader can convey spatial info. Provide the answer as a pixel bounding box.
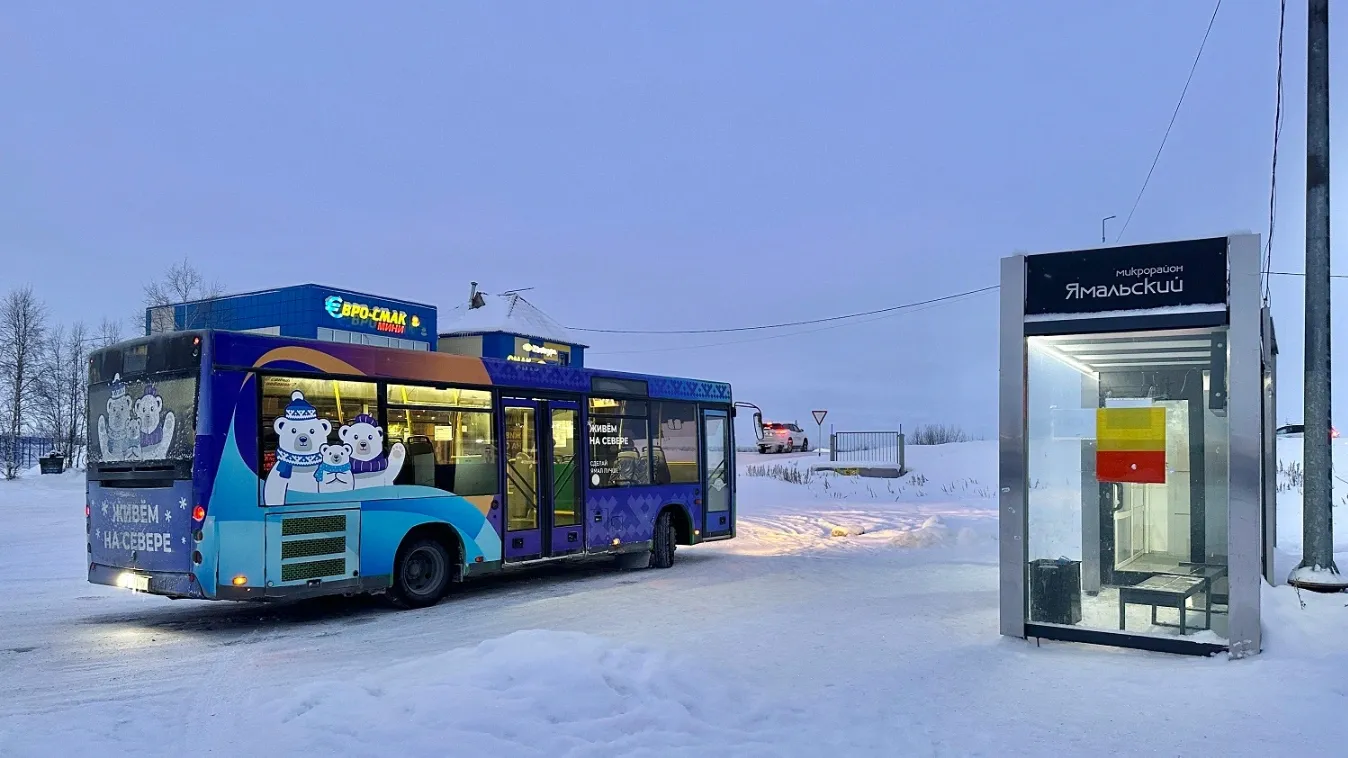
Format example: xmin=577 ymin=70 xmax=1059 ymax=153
xmin=192 ymin=505 xmax=206 ymax=522
xmin=85 ymin=504 xmax=91 ymax=518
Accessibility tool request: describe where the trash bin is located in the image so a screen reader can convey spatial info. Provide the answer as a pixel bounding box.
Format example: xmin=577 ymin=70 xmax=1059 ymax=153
xmin=39 ymin=454 xmax=64 ymax=475
xmin=1029 ymin=558 xmax=1083 ymax=625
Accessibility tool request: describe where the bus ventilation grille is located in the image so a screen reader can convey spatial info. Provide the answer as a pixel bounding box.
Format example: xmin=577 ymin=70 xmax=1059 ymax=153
xmin=281 ymin=558 xmax=346 ymax=583
xmin=281 ymin=514 xmax=346 ymax=536
xmin=281 ymin=536 xmax=346 ymax=560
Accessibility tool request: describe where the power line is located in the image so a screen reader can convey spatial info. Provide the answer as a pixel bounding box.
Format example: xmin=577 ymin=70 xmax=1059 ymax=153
xmin=590 ymin=287 xmax=998 ymax=356
xmin=1115 ymin=0 xmax=1224 ymax=243
xmin=568 ymin=285 xmax=1000 ymax=335
xmin=1264 ymin=0 xmax=1287 ymax=303
xmin=1266 ymin=271 xmax=1348 ymax=279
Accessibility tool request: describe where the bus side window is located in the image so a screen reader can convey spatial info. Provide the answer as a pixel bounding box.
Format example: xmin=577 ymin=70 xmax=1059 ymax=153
xmin=386 ymin=384 xmax=499 ymax=497
xmin=651 ymin=402 xmax=699 ymax=485
xmin=258 ymin=374 xmax=378 ymax=482
xmin=588 ymin=398 xmax=652 ymax=488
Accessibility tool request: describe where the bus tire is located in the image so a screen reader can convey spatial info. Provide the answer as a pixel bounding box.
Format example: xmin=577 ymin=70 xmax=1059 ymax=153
xmin=651 ymin=509 xmax=676 ymax=569
xmin=388 ymin=538 xmax=452 ymax=609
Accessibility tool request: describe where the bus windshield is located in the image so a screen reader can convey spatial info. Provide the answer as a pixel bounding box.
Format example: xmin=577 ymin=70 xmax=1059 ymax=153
xmin=87 ymin=336 xmax=201 ymax=464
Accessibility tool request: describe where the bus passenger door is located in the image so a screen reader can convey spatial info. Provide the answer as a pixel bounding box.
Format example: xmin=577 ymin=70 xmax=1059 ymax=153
xmin=545 ymin=401 xmax=585 ymax=556
xmin=503 ymin=399 xmax=544 ymax=561
xmin=701 ymin=409 xmax=733 ymax=536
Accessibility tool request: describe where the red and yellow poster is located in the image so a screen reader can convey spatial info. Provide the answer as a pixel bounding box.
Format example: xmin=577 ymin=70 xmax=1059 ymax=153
xmin=1096 ymin=407 xmax=1166 ymax=484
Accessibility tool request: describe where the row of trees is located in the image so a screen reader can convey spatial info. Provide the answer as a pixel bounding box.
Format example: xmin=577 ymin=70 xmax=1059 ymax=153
xmin=0 ymin=260 xmax=221 ymax=479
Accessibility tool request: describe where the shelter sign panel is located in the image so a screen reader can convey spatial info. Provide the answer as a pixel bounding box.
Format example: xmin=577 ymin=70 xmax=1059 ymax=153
xmin=1024 ymin=237 xmax=1228 ymax=316
xmin=1095 ymin=407 xmax=1166 ymax=484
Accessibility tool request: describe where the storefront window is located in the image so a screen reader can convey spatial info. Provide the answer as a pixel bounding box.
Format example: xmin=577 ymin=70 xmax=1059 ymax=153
xmin=1025 ymin=327 xmax=1230 ymax=642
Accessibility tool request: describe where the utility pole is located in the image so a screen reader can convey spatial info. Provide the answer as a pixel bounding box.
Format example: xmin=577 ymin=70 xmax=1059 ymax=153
xmin=1101 ymin=215 xmax=1116 ymax=245
xmin=1292 ymin=0 xmax=1345 ymax=590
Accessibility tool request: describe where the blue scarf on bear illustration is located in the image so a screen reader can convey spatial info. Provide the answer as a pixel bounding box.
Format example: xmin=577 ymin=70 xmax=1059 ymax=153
xmin=314 ymin=459 xmax=352 ymax=483
xmin=274 ymin=448 xmax=323 ymax=479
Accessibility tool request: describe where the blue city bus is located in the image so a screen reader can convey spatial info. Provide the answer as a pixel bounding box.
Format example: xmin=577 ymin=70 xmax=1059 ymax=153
xmin=85 ymin=330 xmax=735 ymax=607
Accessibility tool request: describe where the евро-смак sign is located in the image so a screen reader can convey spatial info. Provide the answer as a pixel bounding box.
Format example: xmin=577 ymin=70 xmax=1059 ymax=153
xmin=323 ymin=294 xmax=421 ymax=335
xmin=1024 ymin=237 xmax=1228 ymax=316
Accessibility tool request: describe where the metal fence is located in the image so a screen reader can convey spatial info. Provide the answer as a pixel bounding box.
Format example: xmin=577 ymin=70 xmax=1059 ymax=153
xmin=0 ymin=435 xmax=58 ymax=471
xmin=829 ymin=431 xmax=905 ymax=469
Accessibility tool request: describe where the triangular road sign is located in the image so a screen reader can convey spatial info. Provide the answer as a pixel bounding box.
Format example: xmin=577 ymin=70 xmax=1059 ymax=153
xmin=812 ymin=410 xmax=828 ymax=425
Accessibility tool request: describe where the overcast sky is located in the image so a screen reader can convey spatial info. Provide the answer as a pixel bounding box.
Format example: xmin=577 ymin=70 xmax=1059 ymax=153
xmin=0 ymin=1 xmax=1332 ymax=436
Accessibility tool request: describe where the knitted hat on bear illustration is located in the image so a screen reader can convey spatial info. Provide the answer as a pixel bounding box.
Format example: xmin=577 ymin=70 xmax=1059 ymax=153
xmin=351 ymin=413 xmax=378 ymax=427
xmin=109 ymin=374 xmax=127 ymax=401
xmin=284 ymin=390 xmax=318 ymax=421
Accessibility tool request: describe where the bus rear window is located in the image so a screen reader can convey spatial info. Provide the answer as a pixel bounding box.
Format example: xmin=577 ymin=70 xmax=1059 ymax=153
xmin=88 ymin=374 xmax=197 ymax=464
xmin=89 ymin=333 xmax=201 ymax=384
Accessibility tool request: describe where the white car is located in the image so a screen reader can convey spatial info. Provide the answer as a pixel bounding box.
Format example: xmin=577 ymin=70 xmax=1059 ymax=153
xmin=758 ymin=422 xmax=808 ymax=454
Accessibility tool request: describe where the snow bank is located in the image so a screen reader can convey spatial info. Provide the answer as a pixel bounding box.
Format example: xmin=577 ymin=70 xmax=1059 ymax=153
xmin=258 ymin=630 xmax=797 ymax=757
xmin=889 ymin=515 xmax=979 ymax=548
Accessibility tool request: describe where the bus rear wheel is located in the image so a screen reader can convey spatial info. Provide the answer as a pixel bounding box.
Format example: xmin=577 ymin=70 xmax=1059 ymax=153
xmin=389 ymin=538 xmax=451 ymax=609
xmin=615 ymin=510 xmax=677 ymax=570
xmin=651 ymin=509 xmax=676 ymax=569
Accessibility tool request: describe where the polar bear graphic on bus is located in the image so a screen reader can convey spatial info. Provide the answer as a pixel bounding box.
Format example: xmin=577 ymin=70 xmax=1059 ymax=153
xmin=341 ymin=414 xmax=405 ymax=488
xmin=263 ymin=395 xmax=405 ymax=504
xmin=135 ymin=383 xmax=176 ymax=460
xmin=263 ymin=390 xmax=331 ymax=505
xmin=97 ymin=374 xmax=140 ymax=462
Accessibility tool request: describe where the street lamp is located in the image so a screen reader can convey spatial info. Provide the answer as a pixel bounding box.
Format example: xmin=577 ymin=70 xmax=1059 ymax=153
xmin=1101 ymin=215 xmax=1117 ymax=245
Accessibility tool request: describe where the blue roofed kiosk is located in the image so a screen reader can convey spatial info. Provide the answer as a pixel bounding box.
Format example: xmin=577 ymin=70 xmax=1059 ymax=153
xmin=435 ymin=283 xmax=588 ymax=367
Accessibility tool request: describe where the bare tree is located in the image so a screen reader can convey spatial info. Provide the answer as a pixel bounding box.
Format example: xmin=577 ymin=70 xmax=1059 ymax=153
xmin=144 ymin=258 xmax=224 ymax=333
xmin=64 ymin=322 xmax=89 ymax=465
xmin=96 ymin=317 xmax=123 ymax=347
xmin=32 ymin=322 xmax=90 ymax=467
xmin=33 ymin=324 xmax=70 ymax=452
xmin=0 ymin=286 xmax=48 ymax=478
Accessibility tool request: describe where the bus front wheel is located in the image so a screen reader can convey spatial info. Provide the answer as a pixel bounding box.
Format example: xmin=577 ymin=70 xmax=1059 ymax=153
xmin=389 ymin=538 xmax=452 ymax=609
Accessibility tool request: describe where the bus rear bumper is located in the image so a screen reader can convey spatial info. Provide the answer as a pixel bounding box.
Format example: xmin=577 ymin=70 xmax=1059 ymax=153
xmin=88 ymin=563 xmax=207 ymax=600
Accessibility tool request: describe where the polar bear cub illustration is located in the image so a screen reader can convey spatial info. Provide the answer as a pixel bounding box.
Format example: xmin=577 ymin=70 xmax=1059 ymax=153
xmin=340 ymin=413 xmax=405 ymax=488
xmin=315 ymin=443 xmax=355 ymax=493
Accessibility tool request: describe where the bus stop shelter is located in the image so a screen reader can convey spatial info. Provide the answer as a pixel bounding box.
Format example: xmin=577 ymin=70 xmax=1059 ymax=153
xmin=998 ymin=233 xmax=1275 ymax=658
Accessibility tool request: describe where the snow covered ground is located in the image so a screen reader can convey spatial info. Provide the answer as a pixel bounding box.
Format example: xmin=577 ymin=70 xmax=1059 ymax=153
xmin=3 ymin=442 xmax=1348 ymax=756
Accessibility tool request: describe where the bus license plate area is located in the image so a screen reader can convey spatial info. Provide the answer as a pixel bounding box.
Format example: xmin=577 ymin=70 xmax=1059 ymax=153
xmin=116 ymin=572 xmax=150 ymax=592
